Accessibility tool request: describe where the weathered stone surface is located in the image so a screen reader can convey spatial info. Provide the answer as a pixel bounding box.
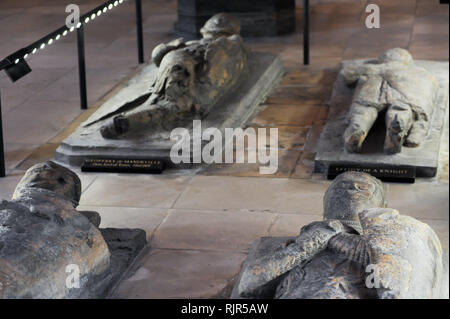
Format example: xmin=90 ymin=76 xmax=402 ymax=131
xmin=361 ymin=208 xmax=448 ymax=299
xmin=94 ymin=14 xmax=249 ymax=140
xmin=79 ymin=211 xmax=101 ymax=228
xmin=232 ymin=172 xmax=449 ymax=299
xmin=315 ymin=53 xmax=449 ymax=178
xmin=342 ymin=48 xmax=439 ymax=154
xmin=0 ymin=162 xmax=110 ymax=299
xmin=0 ymin=162 xmax=148 ymax=299
xmin=55 ymin=15 xmax=283 ymax=167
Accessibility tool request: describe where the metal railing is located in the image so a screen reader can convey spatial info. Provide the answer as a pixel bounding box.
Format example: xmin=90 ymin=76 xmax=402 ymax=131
xmin=0 ymin=0 xmax=144 ymax=177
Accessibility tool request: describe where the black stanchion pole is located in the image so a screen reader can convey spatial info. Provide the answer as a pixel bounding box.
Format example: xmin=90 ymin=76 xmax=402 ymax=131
xmin=0 ymin=89 xmax=5 ymax=177
xmin=77 ymin=25 xmax=88 ymax=110
xmin=135 ymin=0 xmax=144 ymax=64
xmin=303 ymin=0 xmax=310 ymax=65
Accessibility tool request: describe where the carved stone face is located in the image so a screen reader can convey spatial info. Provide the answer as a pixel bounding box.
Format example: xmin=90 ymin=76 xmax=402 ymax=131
xmin=200 ymin=13 xmax=241 ymax=39
xmin=12 ymin=161 xmax=82 ymax=205
xmin=323 ymin=172 xmax=386 ymax=224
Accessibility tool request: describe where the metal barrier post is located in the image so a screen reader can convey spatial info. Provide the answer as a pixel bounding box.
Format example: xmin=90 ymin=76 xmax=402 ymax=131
xmin=135 ymin=0 xmax=144 ymax=64
xmin=77 ymin=24 xmax=88 ymax=110
xmin=0 ymin=89 xmax=5 ymax=177
xmin=303 ymin=0 xmax=310 ymax=65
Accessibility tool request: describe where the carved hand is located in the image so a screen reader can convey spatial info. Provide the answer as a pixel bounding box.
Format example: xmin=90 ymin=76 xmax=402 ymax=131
xmin=237 ymin=220 xmax=345 ymax=297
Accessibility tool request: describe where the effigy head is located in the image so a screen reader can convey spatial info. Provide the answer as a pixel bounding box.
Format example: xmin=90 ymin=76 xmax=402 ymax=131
xmin=12 ymin=161 xmax=82 ymax=206
xmin=378 ymin=48 xmax=413 ymax=65
xmin=200 ymin=13 xmax=241 ymax=39
xmin=323 ymin=172 xmax=386 ymax=233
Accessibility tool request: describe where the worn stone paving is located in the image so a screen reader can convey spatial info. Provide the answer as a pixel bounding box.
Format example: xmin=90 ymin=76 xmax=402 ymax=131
xmin=0 ymin=0 xmax=448 ymax=298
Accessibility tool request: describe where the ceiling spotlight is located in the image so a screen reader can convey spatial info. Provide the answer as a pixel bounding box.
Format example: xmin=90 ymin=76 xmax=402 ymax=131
xmin=15 ymin=59 xmax=19 ymax=64
xmin=91 ymin=13 xmax=96 ymax=20
xmin=56 ymin=34 xmax=61 ymax=40
xmin=76 ymin=22 xmax=82 ymax=28
xmin=63 ymin=30 xmax=68 ymax=36
xmin=48 ymin=38 xmax=53 ymax=45
xmin=119 ymin=0 xmax=124 ymax=3
xmin=24 ymin=54 xmax=29 ymax=59
xmin=32 ymin=48 xmax=37 ymax=54
xmin=85 ymin=17 xmax=90 ymax=23
xmin=103 ymin=7 xmax=107 ymax=13
xmin=40 ymin=43 xmax=46 ymax=49
xmin=70 ymin=26 xmax=75 ymax=32
xmin=108 ymin=4 xmax=113 ymax=9
xmin=114 ymin=1 xmax=119 ymax=6
xmin=97 ymin=10 xmax=102 ymax=16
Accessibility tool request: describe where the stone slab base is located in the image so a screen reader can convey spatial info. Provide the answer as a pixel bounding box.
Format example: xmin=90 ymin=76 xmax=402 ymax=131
xmin=55 ymin=52 xmax=284 ymax=168
xmin=314 ymin=60 xmax=449 ymax=179
xmin=83 ymin=228 xmax=148 ymax=299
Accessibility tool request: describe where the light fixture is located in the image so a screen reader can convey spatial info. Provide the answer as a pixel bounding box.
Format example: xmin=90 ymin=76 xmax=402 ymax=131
xmin=97 ymin=10 xmax=102 ymax=16
xmin=70 ymin=26 xmax=75 ymax=32
xmin=24 ymin=54 xmax=29 ymax=59
xmin=76 ymin=22 xmax=82 ymax=28
xmin=40 ymin=43 xmax=45 ymax=49
xmin=85 ymin=17 xmax=90 ymax=23
xmin=108 ymin=4 xmax=113 ymax=9
xmin=48 ymin=38 xmax=53 ymax=45
xmin=63 ymin=30 xmax=68 ymax=36
xmin=55 ymin=34 xmax=61 ymax=40
xmin=114 ymin=1 xmax=119 ymax=6
xmin=32 ymin=48 xmax=37 ymax=54
xmin=91 ymin=13 xmax=96 ymax=20
xmin=3 ymin=49 xmax=32 ymax=82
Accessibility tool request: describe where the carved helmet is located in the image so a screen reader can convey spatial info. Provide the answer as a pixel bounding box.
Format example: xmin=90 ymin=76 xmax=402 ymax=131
xmin=378 ymin=48 xmax=413 ymax=65
xmin=12 ymin=161 xmax=82 ymax=206
xmin=323 ymin=172 xmax=386 ymax=233
xmin=200 ymin=13 xmax=241 ymax=39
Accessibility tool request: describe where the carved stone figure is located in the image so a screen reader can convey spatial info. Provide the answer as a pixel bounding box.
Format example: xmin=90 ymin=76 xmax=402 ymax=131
xmin=341 ymin=48 xmax=439 ymax=154
xmin=236 ymin=172 xmax=448 ymax=299
xmin=98 ymin=13 xmax=248 ymax=139
xmin=0 ymin=161 xmax=110 ymax=298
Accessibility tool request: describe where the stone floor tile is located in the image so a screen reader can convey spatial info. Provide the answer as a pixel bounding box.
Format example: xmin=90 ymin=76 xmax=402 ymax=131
xmin=174 ymin=175 xmax=329 ymax=215
xmin=77 ymin=205 xmax=168 ymax=241
xmin=251 ymin=103 xmax=328 ymax=127
xmin=386 ymin=182 xmax=449 ymax=220
xmin=113 ymin=249 xmax=246 ymax=299
xmin=152 ymin=209 xmax=274 ymax=252
xmin=174 ymin=176 xmax=288 ymax=212
xmin=3 ymin=143 xmax=37 ymax=170
xmin=268 ymin=213 xmax=320 ymax=237
xmin=0 ymin=173 xmax=23 ymax=200
xmin=80 ymin=173 xmax=191 ymax=208
xmin=275 ymin=178 xmax=330 ymax=214
xmin=291 ymin=151 xmax=315 ymax=179
xmin=15 ymin=143 xmax=58 ymax=171
xmin=3 ymin=99 xmax=83 ymax=144
xmin=199 ymin=150 xmax=301 ymax=179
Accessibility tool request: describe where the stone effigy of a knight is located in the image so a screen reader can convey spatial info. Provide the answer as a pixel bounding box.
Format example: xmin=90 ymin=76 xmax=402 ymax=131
xmin=97 ymin=13 xmax=248 ymax=139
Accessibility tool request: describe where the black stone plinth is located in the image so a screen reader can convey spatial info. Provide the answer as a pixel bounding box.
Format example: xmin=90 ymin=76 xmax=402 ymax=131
xmin=175 ymin=0 xmax=296 ymax=39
